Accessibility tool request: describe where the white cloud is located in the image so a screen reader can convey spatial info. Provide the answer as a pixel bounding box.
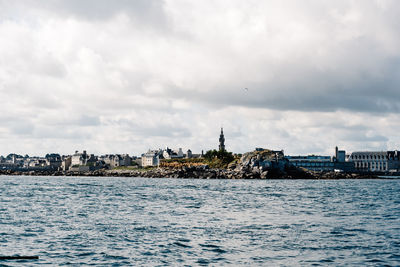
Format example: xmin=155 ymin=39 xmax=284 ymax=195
xmin=0 ymin=0 xmax=400 ymax=156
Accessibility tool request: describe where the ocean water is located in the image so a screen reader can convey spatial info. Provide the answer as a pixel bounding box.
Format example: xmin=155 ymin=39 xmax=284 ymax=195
xmin=0 ymin=176 xmax=399 ymax=266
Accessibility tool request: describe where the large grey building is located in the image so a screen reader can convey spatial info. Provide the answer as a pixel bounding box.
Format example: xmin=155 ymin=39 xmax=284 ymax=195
xmin=349 ymin=151 xmax=400 ymax=172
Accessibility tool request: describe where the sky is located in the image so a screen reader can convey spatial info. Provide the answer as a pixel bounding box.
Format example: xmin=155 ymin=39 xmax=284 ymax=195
xmin=1 ymin=0 xmax=400 ymax=157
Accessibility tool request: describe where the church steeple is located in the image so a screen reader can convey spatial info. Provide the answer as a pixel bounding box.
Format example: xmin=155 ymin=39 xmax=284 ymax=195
xmin=219 ymin=127 xmax=225 ymax=151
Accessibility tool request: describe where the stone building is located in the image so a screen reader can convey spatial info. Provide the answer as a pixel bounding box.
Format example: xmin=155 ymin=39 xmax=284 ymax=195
xmin=61 ymin=156 xmax=72 ymax=171
xmin=349 ymin=151 xmax=400 ymax=172
xmin=71 ymin=150 xmax=97 ymax=168
xmin=101 ymin=154 xmax=132 ymax=168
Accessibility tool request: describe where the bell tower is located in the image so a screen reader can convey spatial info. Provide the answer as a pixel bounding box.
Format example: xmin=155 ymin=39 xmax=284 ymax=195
xmin=219 ymin=128 xmax=225 ymax=152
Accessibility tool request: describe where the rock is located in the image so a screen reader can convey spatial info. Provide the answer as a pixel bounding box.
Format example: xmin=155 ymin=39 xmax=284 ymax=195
xmin=260 ymin=171 xmax=268 ymax=179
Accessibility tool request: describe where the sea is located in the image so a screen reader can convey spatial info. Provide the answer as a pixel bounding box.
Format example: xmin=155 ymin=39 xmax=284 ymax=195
xmin=0 ymin=176 xmax=399 ymax=266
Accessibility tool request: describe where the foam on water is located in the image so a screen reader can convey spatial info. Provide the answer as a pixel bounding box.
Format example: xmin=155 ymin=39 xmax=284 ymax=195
xmin=0 ymin=176 xmax=399 ymax=266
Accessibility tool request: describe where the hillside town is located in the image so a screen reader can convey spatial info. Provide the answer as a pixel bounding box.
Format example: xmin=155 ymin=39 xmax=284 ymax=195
xmin=1 ymin=128 xmax=400 ymax=176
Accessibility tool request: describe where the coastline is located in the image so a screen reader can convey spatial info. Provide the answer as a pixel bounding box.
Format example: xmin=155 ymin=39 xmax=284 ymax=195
xmin=0 ymin=167 xmax=382 ymax=179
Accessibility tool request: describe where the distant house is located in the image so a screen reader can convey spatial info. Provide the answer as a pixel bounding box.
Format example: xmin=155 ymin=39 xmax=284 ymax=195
xmin=100 ymin=154 xmax=132 ymax=168
xmin=185 ymin=149 xmax=202 ymax=159
xmin=141 ymin=150 xmax=160 ymax=167
xmin=186 ymin=149 xmax=192 ymax=158
xmin=71 ymin=150 xmax=88 ymax=166
xmin=71 ymin=150 xmax=97 ymax=168
xmin=45 ymin=153 xmax=62 ymax=169
xmin=61 ymin=156 xmax=72 ymax=171
xmin=162 ymin=147 xmax=184 ymax=159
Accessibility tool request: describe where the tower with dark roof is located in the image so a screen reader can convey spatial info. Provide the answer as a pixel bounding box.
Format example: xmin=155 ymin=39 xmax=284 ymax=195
xmin=219 ymin=128 xmax=225 ymax=152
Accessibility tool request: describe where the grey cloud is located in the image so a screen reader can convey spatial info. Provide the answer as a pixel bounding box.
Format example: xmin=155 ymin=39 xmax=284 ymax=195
xmin=126 ymin=122 xmax=191 ymax=138
xmin=1 ymin=0 xmax=400 ymax=155
xmin=10 ymin=121 xmax=35 ymax=135
xmin=341 ymin=132 xmax=389 ymax=142
xmin=33 ymin=126 xmax=92 ymax=140
xmin=0 ymin=0 xmax=168 ymax=29
xmin=174 ymin=59 xmax=400 ymax=113
xmin=76 ymin=115 xmax=100 ymax=126
xmin=47 ymin=0 xmax=165 ymax=21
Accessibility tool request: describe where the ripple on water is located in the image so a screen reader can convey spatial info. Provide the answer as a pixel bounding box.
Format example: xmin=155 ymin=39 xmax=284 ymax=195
xmin=0 ymin=177 xmax=399 ymax=266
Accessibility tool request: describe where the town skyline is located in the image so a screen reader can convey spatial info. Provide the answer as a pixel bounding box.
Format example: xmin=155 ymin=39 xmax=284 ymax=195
xmin=0 ymin=125 xmax=399 ymax=157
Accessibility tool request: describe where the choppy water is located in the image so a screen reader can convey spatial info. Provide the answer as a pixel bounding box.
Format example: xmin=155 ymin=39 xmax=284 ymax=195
xmin=0 ymin=176 xmax=399 ymax=266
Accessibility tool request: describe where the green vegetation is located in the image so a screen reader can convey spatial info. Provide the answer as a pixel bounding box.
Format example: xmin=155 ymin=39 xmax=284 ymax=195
xmin=113 ymin=166 xmax=139 ymax=170
xmin=141 ymin=166 xmax=157 ymax=171
xmin=162 ymin=158 xmax=206 ymax=164
xmin=158 ymin=152 xmax=237 ymax=169
xmin=204 ymin=149 xmax=235 ymax=168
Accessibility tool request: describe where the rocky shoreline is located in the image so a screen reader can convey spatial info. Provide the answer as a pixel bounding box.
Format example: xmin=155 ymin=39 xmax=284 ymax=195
xmin=0 ymin=166 xmax=380 ymax=179
xmin=0 ymin=149 xmax=388 ymax=179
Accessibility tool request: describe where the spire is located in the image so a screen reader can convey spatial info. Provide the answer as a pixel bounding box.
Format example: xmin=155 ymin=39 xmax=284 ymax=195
xmin=219 ymin=127 xmax=225 ymax=152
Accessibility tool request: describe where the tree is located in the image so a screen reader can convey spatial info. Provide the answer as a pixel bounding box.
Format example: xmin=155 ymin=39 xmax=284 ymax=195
xmin=204 ymin=149 xmax=235 ymax=168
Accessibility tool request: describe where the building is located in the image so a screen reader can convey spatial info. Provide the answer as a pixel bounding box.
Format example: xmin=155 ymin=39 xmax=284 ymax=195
xmin=286 ymin=155 xmax=334 ymax=172
xmin=71 ymin=150 xmax=88 ymax=166
xmin=186 ymin=149 xmax=192 ymax=158
xmin=349 ymin=151 xmax=400 ymax=172
xmin=332 ymin=147 xmax=355 ymax=172
xmin=100 ymin=154 xmax=132 ymax=168
xmin=45 ymin=153 xmax=62 ymax=169
xmin=162 ymin=147 xmax=184 ymax=159
xmin=141 ymin=150 xmax=160 ymax=167
xmin=287 ymin=147 xmax=355 ymax=172
xmin=334 ymin=146 xmax=346 ymax=163
xmin=71 ymin=150 xmax=97 ymax=169
xmin=61 ymin=156 xmax=72 ymax=171
xmin=219 ymin=128 xmax=225 ymax=151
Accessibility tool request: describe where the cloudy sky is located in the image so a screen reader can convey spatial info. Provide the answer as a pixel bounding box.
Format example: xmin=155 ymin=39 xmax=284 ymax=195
xmin=1 ymin=0 xmax=400 ymax=156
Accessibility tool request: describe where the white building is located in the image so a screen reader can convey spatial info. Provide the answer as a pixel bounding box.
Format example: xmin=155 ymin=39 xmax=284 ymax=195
xmin=71 ymin=150 xmax=87 ymax=166
xmin=161 ymin=147 xmax=185 ymax=159
xmin=349 ymin=151 xmax=400 ymax=172
xmin=141 ymin=150 xmax=160 ymax=167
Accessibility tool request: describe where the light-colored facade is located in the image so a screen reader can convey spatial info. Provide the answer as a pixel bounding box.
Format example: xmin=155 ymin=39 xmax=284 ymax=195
xmin=71 ymin=150 xmax=87 ymax=166
xmin=162 ymin=147 xmax=185 ymax=159
xmin=62 ymin=156 xmax=72 ymax=171
xmin=141 ymin=150 xmax=160 ymax=167
xmin=349 ymin=151 xmax=400 ymax=172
